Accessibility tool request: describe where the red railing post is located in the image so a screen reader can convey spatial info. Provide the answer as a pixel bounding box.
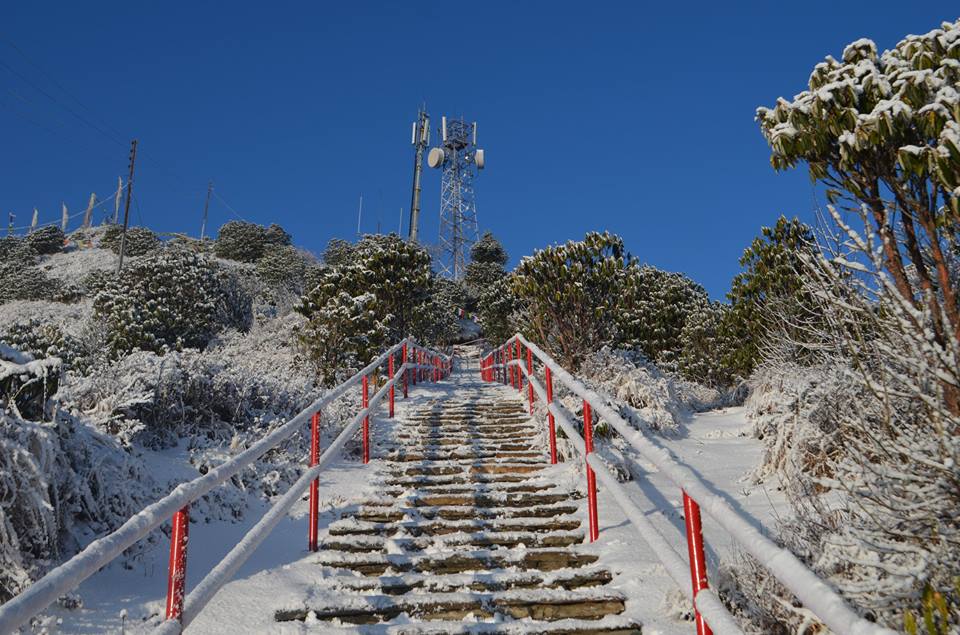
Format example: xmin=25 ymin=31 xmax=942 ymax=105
xmin=583 ymin=400 xmax=599 ymax=542
xmin=402 ymin=343 xmax=409 ymax=398
xmin=545 ymin=366 xmax=557 ymax=464
xmin=164 ymin=505 xmax=190 ymax=621
xmin=683 ymin=491 xmax=713 ymax=635
xmin=411 ymin=347 xmax=418 ymax=386
xmin=362 ymin=374 xmax=370 ymax=464
xmin=514 ymin=340 xmax=522 ymax=393
xmin=308 ymin=411 xmax=321 ymax=551
xmin=388 ymin=354 xmax=395 ymax=418
xmin=526 ymin=347 xmax=534 ymax=414
xmin=500 ymin=348 xmax=506 ymax=385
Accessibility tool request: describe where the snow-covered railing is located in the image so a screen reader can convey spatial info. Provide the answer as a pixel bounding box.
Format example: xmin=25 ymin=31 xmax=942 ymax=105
xmin=0 ymin=339 xmax=451 ymax=634
xmin=481 ymin=335 xmax=895 ymax=635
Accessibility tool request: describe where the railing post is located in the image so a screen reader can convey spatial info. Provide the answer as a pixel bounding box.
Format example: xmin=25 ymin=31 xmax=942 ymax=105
xmin=411 ymin=347 xmax=417 ymax=386
xmin=164 ymin=505 xmax=190 ymax=622
xmin=514 ymin=340 xmax=522 ymax=393
xmin=308 ymin=411 xmax=321 ymax=551
xmin=583 ymin=400 xmax=599 ymax=542
xmin=526 ymin=347 xmax=534 ymax=414
xmin=683 ymin=491 xmax=713 ymax=635
xmin=388 ymin=354 xmax=395 ymax=418
xmin=545 ymin=367 xmax=557 ymax=464
xmin=500 ymin=348 xmax=506 ymax=385
xmin=402 ymin=343 xmax=409 ymax=398
xmin=362 ymin=374 xmax=370 ymax=464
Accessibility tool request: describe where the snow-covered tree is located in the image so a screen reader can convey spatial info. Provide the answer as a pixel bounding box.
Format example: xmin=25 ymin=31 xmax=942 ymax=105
xmin=100 ymin=225 xmax=160 ymax=257
xmin=213 ymin=221 xmax=288 ymax=263
xmin=322 ymin=238 xmax=355 ymax=267
xmin=465 ymin=232 xmax=508 ymax=313
xmin=723 ymin=216 xmax=818 ymax=377
xmin=618 ymin=265 xmax=709 ymax=369
xmin=745 ymin=20 xmax=960 ymax=631
xmin=296 ymin=234 xmax=436 ymax=384
xmin=478 ymin=275 xmax=518 ymax=346
xmin=512 ymin=231 xmax=631 ymax=369
xmin=678 ymin=302 xmax=736 ymax=387
xmin=256 ymin=245 xmax=310 ymax=294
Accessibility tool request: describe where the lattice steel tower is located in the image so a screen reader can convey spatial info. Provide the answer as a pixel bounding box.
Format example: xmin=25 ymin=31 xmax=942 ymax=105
xmin=427 ymin=116 xmax=485 ymax=279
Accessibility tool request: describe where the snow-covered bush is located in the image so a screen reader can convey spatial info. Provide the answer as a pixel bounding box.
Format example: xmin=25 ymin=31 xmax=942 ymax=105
xmin=25 ymin=226 xmax=65 ymax=255
xmin=256 ymin=244 xmax=309 ymax=293
xmin=465 ymin=231 xmax=508 ymax=312
xmin=92 ymin=248 xmax=221 ymax=356
xmin=0 ymin=236 xmax=37 ymax=266
xmin=0 ymin=408 xmax=154 ymax=602
xmin=100 ymin=225 xmax=160 ymax=256
xmin=214 ymin=221 xmax=290 ymax=263
xmin=579 ymin=347 xmax=725 ymax=432
xmin=1 ymin=344 xmax=60 ymax=420
xmin=0 ymin=263 xmax=64 ymax=305
xmin=322 ymin=238 xmax=354 ymax=267
xmin=478 ymin=274 xmax=517 ymax=345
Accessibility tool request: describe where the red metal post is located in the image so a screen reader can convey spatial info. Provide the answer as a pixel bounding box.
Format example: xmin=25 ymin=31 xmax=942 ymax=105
xmin=583 ymin=400 xmax=599 ymax=542
xmin=165 ymin=505 xmax=190 ymax=621
xmin=388 ymin=354 xmax=395 ymax=418
xmin=402 ymin=343 xmax=409 ymax=398
xmin=526 ymin=347 xmax=534 ymax=414
xmin=683 ymin=491 xmax=713 ymax=635
xmin=514 ymin=340 xmax=523 ymax=393
xmin=500 ymin=348 xmax=506 ymax=385
xmin=411 ymin=347 xmax=417 ymax=386
xmin=308 ymin=411 xmax=321 ymax=551
xmin=545 ymin=367 xmax=557 ymax=464
xmin=362 ymin=375 xmax=370 ymax=464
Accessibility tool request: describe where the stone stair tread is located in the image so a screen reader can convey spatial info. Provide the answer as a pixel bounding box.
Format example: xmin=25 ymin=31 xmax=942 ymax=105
xmin=328 ymin=515 xmax=583 ymax=537
xmin=321 ymin=528 xmax=584 ymax=552
xmin=315 ymin=547 xmax=600 ymax=575
xmin=275 ymin=587 xmax=627 ymax=624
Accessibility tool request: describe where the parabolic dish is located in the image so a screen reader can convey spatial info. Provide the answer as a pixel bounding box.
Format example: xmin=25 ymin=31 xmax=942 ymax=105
xmin=475 ymin=149 xmax=485 ymax=169
xmin=427 ymin=147 xmax=445 ymax=168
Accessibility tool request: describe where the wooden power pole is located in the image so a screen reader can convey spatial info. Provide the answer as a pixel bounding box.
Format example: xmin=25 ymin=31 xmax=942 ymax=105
xmin=117 ymin=139 xmax=138 ymax=273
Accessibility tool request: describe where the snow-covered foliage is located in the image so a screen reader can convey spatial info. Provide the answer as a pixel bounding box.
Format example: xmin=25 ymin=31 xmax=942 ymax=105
xmin=100 ymin=225 xmax=160 ymax=256
xmin=255 ymin=244 xmax=311 ymax=295
xmin=92 ymin=248 xmax=223 ymax=356
xmin=213 ymin=221 xmax=290 ymax=263
xmin=618 ymin=265 xmax=709 ymax=371
xmin=746 ymin=20 xmax=960 ymax=631
xmin=25 ymin=226 xmax=65 ymax=256
xmin=478 ymin=274 xmax=517 ymax=345
xmin=678 ymin=302 xmax=738 ymax=388
xmin=296 ymin=233 xmax=447 ymax=384
xmin=578 ymin=347 xmax=726 ymax=433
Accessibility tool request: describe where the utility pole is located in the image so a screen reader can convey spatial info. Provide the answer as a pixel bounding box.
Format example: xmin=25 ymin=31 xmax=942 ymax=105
xmin=30 ymin=208 xmax=37 ymax=234
xmin=200 ymin=180 xmax=213 ymax=240
xmin=7 ymin=213 xmax=13 ymax=236
xmin=408 ymin=107 xmax=429 ymax=242
xmin=117 ymin=139 xmax=138 ymax=273
xmin=61 ymin=203 xmax=68 ymax=232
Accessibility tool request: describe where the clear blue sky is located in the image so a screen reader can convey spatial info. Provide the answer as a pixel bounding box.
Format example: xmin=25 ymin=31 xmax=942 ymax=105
xmin=1 ymin=2 xmax=954 ymax=298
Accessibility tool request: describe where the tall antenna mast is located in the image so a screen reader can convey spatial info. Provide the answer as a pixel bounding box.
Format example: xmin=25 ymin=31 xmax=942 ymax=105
xmin=427 ymin=116 xmax=484 ymax=279
xmin=408 ymin=107 xmax=429 ymax=242
xmin=200 ymin=181 xmax=213 ymax=240
xmin=356 ymin=195 xmax=363 ymax=238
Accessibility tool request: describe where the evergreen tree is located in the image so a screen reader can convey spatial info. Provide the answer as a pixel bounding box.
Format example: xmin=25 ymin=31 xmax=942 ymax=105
xmin=723 ymin=216 xmax=816 ymax=377
xmin=464 ymin=231 xmax=508 ymax=313
xmin=678 ymin=302 xmax=737 ymax=387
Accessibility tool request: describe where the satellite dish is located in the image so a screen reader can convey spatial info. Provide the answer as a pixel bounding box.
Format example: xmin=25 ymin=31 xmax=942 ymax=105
xmin=427 ymin=147 xmax=445 ymax=168
xmin=475 ymin=149 xmax=485 ymax=169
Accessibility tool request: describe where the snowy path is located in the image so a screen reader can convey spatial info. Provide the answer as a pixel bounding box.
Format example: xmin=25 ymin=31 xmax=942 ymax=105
xmin=41 ymin=366 xmax=786 ymax=634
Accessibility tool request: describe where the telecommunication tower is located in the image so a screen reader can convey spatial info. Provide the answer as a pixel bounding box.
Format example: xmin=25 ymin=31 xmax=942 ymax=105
xmin=408 ymin=108 xmax=430 ymax=242
xmin=427 ymin=116 xmax=485 ymax=279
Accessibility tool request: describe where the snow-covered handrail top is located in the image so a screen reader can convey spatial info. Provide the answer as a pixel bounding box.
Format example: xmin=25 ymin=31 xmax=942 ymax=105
xmin=501 ymin=333 xmax=896 ymax=635
xmin=0 ymin=337 xmax=443 ymax=633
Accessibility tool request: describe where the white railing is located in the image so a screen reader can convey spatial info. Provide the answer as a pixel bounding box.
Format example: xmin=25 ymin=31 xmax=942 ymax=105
xmin=0 ymin=338 xmax=451 ymax=634
xmin=481 ymin=334 xmax=895 ymax=635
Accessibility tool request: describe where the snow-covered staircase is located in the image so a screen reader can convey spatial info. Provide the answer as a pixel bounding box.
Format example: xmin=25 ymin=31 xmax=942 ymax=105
xmin=276 ymin=378 xmax=642 ymax=633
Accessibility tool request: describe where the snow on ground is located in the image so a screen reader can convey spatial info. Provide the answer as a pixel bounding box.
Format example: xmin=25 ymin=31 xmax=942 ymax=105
xmin=39 ymin=365 xmax=789 ymax=634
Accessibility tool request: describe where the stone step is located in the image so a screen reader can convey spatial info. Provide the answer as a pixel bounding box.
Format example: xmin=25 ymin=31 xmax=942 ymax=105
xmin=385 ymin=450 xmax=543 ymax=462
xmin=329 ymin=515 xmax=582 ymax=537
xmin=378 ymin=482 xmax=557 ymax=496
xmin=352 ymin=501 xmax=579 ymax=523
xmin=315 ymin=548 xmax=601 ymax=576
xmin=390 ymin=462 xmax=546 ymax=476
xmin=275 ymin=587 xmax=626 ymax=624
xmin=384 ymin=473 xmax=531 ymax=487
xmin=308 ymin=567 xmax=613 ymax=595
xmin=321 ymin=528 xmax=584 ymax=552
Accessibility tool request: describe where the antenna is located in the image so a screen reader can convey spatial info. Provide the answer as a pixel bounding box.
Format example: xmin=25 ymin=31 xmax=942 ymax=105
xmin=426 ymin=117 xmax=485 ymax=279
xmin=407 ymin=107 xmax=429 ymax=242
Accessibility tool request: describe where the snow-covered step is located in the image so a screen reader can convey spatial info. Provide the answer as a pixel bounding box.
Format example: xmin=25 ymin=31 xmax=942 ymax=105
xmin=384 ymin=450 xmax=544 ymax=462
xmin=330 ymin=616 xmax=643 ymax=634
xmin=383 ymin=472 xmax=531 ymax=487
xmin=377 ymin=481 xmax=559 ymax=496
xmin=353 ymin=501 xmax=580 ymax=523
xmin=390 ymin=462 xmax=547 ymax=476
xmin=308 ymin=567 xmax=613 ymax=595
xmin=328 ymin=515 xmax=583 ymax=537
xmin=275 ymin=587 xmax=627 ymax=624
xmin=315 ymin=547 xmax=600 ymax=576
xmin=321 ymin=528 xmax=584 ymax=552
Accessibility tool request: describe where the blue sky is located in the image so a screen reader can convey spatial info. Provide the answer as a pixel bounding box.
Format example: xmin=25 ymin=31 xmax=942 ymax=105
xmin=1 ymin=2 xmax=954 ymax=298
